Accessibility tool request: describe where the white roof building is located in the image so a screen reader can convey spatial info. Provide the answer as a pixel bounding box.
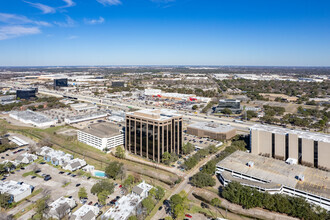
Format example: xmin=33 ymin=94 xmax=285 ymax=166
xmin=45 ymin=196 xmax=76 ymax=220
xmin=71 ymin=204 xmax=99 ymax=220
xmin=62 ymin=158 xmax=87 ymax=172
xmin=0 ymin=180 xmax=33 ymax=202
xmin=103 ymin=181 xmax=153 ymax=220
xmin=9 ymin=110 xmax=57 ymax=127
xmin=15 ymin=153 xmax=38 ymax=164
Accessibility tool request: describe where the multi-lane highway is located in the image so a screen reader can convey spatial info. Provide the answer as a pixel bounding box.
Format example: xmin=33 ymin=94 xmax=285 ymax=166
xmin=39 ymin=89 xmax=252 ymax=133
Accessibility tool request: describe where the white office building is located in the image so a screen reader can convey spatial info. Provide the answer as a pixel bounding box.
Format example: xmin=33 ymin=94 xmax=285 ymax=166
xmin=77 ymin=122 xmax=124 ymax=152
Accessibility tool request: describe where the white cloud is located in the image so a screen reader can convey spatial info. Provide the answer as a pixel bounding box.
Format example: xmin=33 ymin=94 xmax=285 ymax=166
xmin=0 ymin=25 xmax=41 ymax=40
xmin=97 ymin=0 xmax=122 ymax=6
xmin=54 ymin=16 xmax=75 ymax=27
xmin=0 ymin=13 xmax=51 ymax=26
xmin=61 ymin=0 xmax=76 ymax=8
xmin=84 ymin=17 xmax=105 ymax=25
xmin=67 ymin=35 xmax=78 ymax=40
xmin=23 ymin=1 xmax=56 ymax=14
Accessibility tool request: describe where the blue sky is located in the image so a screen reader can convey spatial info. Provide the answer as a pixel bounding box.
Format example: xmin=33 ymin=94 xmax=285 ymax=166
xmin=0 ymin=0 xmax=330 ymax=66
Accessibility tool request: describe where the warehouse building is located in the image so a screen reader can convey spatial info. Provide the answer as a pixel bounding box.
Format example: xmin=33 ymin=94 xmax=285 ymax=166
xmin=9 ymin=110 xmax=57 ymax=127
xmin=250 ymin=124 xmax=330 ymax=170
xmin=0 ymin=180 xmax=34 ymax=202
xmin=187 ymin=122 xmax=236 ymax=140
xmin=216 ymin=151 xmax=330 ymax=211
xmin=125 ymin=109 xmax=183 ymax=163
xmin=77 ymin=122 xmax=124 ymax=152
xmin=64 ymin=111 xmax=108 ymax=124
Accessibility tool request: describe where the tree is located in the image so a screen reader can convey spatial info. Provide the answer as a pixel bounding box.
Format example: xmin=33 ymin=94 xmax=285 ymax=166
xmin=0 ymin=193 xmax=11 ymax=209
xmin=115 ymin=146 xmax=126 ymax=159
xmin=182 ymin=142 xmax=194 ymax=155
xmin=91 ymin=180 xmax=114 ymax=196
xmin=173 ymin=204 xmax=184 ymax=219
xmin=190 ymin=172 xmax=216 ymax=188
xmin=164 ymin=217 xmax=173 ymax=220
xmin=98 ymin=190 xmax=109 ymax=205
xmin=35 ymin=195 xmax=50 ymax=215
xmin=123 ymin=175 xmax=135 ymax=188
xmin=192 ymin=105 xmax=198 ymax=110
xmin=211 ymin=198 xmax=221 ymax=208
xmin=162 ymin=152 xmax=171 ymax=165
xmin=78 ymin=187 xmax=88 ymax=199
xmin=105 ymin=161 xmax=123 ymax=180
xmin=221 ymin=108 xmax=232 ymax=115
xmin=149 ymin=186 xmax=165 ymax=201
xmin=141 ymin=196 xmax=155 ymax=213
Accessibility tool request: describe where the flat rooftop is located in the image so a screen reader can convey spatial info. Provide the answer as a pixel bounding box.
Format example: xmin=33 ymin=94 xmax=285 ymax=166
xmin=81 ymin=122 xmax=121 ymax=138
xmin=217 ymin=151 xmax=330 ymax=199
xmin=251 ymin=124 xmax=330 ymax=143
xmin=188 ymin=122 xmax=235 ymax=133
xmin=10 ymin=110 xmax=55 ymax=124
xmin=126 ymin=109 xmax=182 ymax=121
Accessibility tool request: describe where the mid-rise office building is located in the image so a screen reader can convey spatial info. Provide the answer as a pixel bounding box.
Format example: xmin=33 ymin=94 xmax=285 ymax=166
xmin=250 ymin=124 xmax=330 ymax=170
xmin=16 ymin=88 xmax=37 ymax=100
xmin=54 ymin=78 xmax=68 ymax=89
xmin=111 ymin=81 xmax=125 ymax=87
xmin=125 ymin=109 xmax=183 ymax=163
xmin=214 ymin=99 xmax=241 ymax=114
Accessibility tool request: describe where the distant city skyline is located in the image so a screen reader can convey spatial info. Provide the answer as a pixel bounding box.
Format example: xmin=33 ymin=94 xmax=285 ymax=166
xmin=0 ymin=0 xmax=330 ymax=66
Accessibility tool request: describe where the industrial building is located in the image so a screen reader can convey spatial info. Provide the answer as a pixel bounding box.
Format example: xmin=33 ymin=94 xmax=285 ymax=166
xmin=250 ymin=124 xmax=330 ymax=170
xmin=125 ymin=109 xmax=183 ymax=162
xmin=64 ymin=111 xmax=108 ymax=124
xmin=9 ymin=110 xmax=57 ymax=127
xmin=216 ymin=151 xmax=330 ymax=211
xmin=70 ymin=103 xmax=98 ymax=112
xmin=187 ymin=122 xmax=236 ymax=140
xmin=16 ymin=88 xmax=37 ymax=100
xmin=214 ymin=99 xmax=241 ymax=114
xmin=77 ymin=122 xmax=124 ymax=152
xmin=0 ymin=180 xmax=34 ymax=202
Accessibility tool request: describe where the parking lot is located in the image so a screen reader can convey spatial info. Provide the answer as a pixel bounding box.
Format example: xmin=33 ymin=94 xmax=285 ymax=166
xmin=183 ymin=133 xmax=222 ymax=149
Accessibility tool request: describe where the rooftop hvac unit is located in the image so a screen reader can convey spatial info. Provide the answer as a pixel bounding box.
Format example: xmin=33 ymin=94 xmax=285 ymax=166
xmin=297 ymin=175 xmax=304 ymax=181
xmin=247 ymin=161 xmax=254 ymax=167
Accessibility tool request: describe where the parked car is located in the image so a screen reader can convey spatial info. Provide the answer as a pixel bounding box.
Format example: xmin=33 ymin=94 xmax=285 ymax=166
xmin=185 ymin=214 xmax=192 ymax=218
xmin=31 ymin=176 xmax=36 ymax=179
xmin=76 ymin=183 xmax=81 ymax=187
xmin=44 ymin=175 xmax=51 ymax=181
xmin=88 ymin=201 xmax=93 ymax=205
xmin=158 ymin=206 xmax=163 ymax=211
xmin=59 ymin=171 xmax=64 ymax=174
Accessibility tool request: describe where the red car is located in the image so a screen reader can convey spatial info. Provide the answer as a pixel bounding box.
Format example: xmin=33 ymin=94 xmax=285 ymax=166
xmin=119 ymin=185 xmax=122 ymax=188
xmin=88 ymin=201 xmax=93 ymax=205
xmin=185 ymin=214 xmax=192 ymax=218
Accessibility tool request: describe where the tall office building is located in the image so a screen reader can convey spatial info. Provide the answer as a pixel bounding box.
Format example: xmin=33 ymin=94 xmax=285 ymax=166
xmin=250 ymin=124 xmax=330 ymax=170
xmin=125 ymin=109 xmax=183 ymax=163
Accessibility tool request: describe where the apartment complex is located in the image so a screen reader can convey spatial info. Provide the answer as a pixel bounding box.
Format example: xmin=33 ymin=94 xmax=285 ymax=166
xmin=125 ymin=109 xmax=183 ymax=163
xmin=250 ymin=124 xmax=330 ymax=170
xmin=187 ymin=122 xmax=236 ymax=140
xmin=77 ymin=122 xmax=124 ymax=151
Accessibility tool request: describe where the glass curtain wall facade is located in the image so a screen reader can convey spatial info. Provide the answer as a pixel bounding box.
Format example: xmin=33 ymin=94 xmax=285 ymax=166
xmin=125 ymin=116 xmax=183 ymax=163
